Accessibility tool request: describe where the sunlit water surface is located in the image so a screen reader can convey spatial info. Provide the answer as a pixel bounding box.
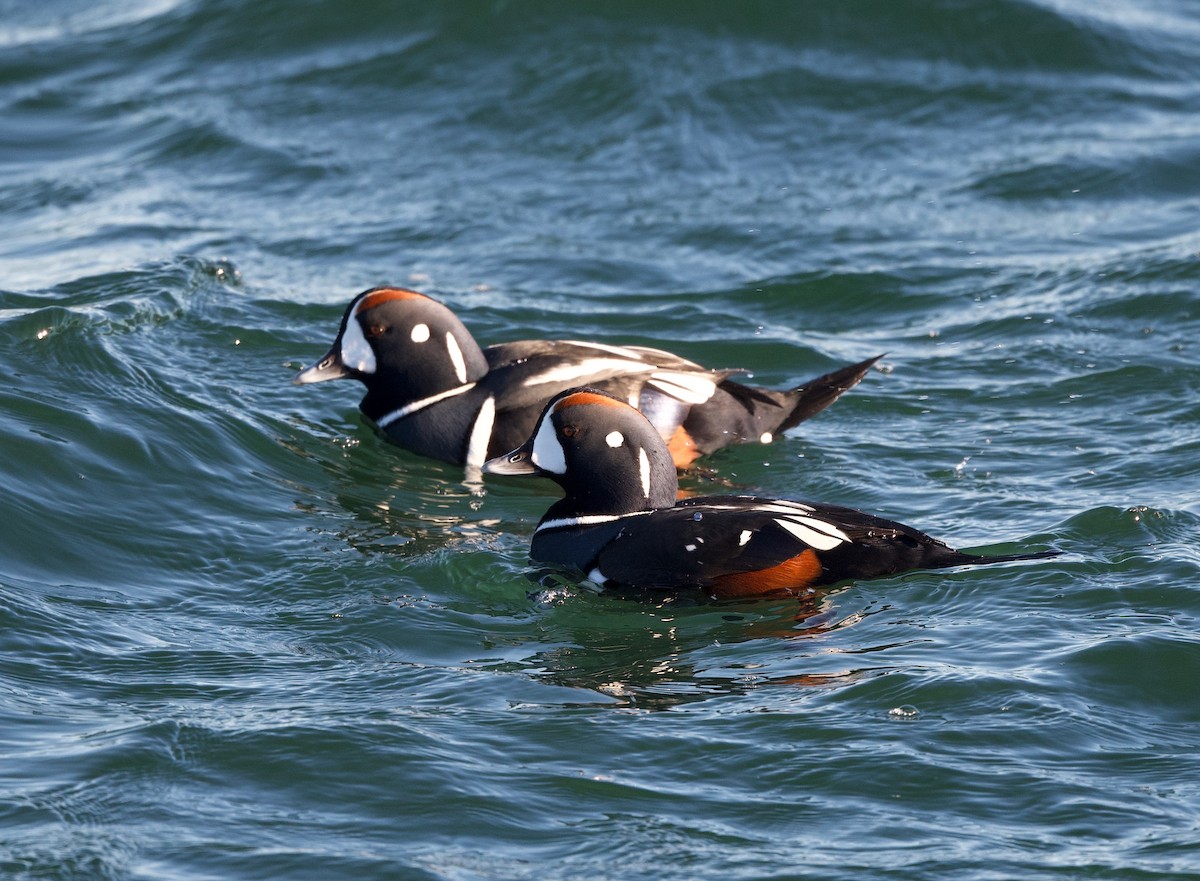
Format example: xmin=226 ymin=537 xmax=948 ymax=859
xmin=2 ymin=2 xmax=1199 ymax=879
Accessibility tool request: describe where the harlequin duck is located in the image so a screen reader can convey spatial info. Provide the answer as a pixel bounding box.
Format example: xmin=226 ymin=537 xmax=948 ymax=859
xmin=294 ymin=287 xmax=882 ymax=469
xmin=482 ymin=388 xmax=1059 ymax=598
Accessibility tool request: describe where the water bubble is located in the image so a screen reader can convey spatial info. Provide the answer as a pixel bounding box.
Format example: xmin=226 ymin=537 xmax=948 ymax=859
xmin=888 ymin=705 xmax=919 ymax=719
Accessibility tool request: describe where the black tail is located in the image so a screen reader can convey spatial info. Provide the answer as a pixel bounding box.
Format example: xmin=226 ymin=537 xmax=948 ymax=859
xmin=935 ymin=548 xmax=1061 ymax=569
xmin=772 ymin=353 xmax=885 ymax=432
xmin=710 ymin=354 xmax=884 ymax=443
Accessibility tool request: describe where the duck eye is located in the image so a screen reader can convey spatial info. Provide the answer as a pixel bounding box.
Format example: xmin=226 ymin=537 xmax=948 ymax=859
xmin=366 ymin=323 xmax=388 ymax=337
xmin=561 ymin=425 xmax=578 ymax=438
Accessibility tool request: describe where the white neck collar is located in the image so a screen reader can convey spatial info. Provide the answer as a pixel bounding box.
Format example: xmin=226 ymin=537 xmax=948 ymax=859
xmin=535 ymin=510 xmax=653 ymax=533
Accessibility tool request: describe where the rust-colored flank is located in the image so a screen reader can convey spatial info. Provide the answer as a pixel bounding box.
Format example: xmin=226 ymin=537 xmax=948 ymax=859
xmin=666 ymin=424 xmax=701 ymax=469
xmin=710 ymin=548 xmax=823 ymax=599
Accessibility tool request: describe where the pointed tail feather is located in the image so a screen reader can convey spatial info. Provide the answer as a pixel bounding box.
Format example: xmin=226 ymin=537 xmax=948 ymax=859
xmin=774 ymin=353 xmax=885 ymax=432
xmin=934 ymin=548 xmax=1061 ymax=569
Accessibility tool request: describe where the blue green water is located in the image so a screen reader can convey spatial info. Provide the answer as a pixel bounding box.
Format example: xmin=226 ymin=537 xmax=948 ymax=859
xmin=3 ymin=1 xmax=1199 ymax=879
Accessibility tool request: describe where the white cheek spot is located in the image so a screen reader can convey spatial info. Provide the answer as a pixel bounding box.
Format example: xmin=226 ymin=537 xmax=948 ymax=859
xmin=446 ymin=332 xmax=468 ymax=383
xmin=760 ymin=432 xmax=773 ymax=444
xmin=410 ymin=323 xmax=430 ymax=343
xmin=685 ymin=544 xmax=696 ymax=552
xmin=638 ymin=447 xmax=651 ymax=498
xmin=605 ymin=430 xmax=624 ymax=448
xmin=530 ymin=412 xmax=567 ymax=474
xmin=739 ymin=529 xmax=753 ymax=546
xmin=340 ymin=317 xmax=376 ymax=374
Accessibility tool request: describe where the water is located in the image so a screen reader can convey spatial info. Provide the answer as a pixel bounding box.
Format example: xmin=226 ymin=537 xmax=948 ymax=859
xmin=2 ymin=1 xmax=1199 ymax=878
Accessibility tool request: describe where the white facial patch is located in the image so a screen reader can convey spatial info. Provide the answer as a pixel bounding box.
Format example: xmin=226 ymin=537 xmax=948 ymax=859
xmin=638 ymin=447 xmax=651 ymax=498
xmin=340 ymin=315 xmax=377 ymax=374
xmin=411 ymin=323 xmax=430 ymax=343
xmin=446 ymin=332 xmax=468 ymax=384
xmin=530 ymin=411 xmax=567 ymax=474
xmin=605 ymin=430 xmax=624 ymax=448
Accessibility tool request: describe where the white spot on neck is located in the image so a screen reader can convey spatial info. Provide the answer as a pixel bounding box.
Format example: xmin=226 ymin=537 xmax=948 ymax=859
xmin=605 ymin=430 xmax=624 ymax=448
xmin=446 ymin=332 xmax=468 ymax=384
xmin=638 ymin=447 xmax=651 ymax=498
xmin=411 ymin=323 xmax=430 ymax=343
xmin=530 ymin=411 xmax=566 ymax=474
xmin=340 ymin=316 xmax=376 ymax=374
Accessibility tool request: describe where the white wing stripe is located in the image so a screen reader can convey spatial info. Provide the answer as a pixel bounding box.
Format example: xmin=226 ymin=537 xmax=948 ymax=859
xmin=753 ymin=501 xmax=818 ymax=517
xmin=521 ymin=358 xmax=646 ymax=387
xmin=560 ymin=340 xmax=656 ymax=361
xmin=774 ymin=517 xmax=845 ymax=551
xmin=647 ymin=372 xmax=717 ymax=404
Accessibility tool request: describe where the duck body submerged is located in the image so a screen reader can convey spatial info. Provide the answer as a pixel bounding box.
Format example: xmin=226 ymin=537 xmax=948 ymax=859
xmin=295 ymin=287 xmax=881 ymax=469
xmin=484 ymin=388 xmax=1058 ymax=599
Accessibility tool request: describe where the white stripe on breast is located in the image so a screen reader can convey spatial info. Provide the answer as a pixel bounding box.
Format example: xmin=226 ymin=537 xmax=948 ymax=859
xmin=374 ymin=382 xmax=476 ymax=428
xmin=534 ymin=510 xmax=653 ymax=533
xmin=464 ymin=396 xmax=496 ymax=469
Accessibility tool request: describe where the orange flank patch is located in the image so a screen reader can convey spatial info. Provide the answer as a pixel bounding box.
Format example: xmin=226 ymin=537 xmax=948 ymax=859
xmin=555 ymin=390 xmax=630 ymax=412
xmin=709 ymin=548 xmax=823 ymax=599
xmin=355 ymin=287 xmax=427 ymax=314
xmin=667 ymin=425 xmax=702 ymax=469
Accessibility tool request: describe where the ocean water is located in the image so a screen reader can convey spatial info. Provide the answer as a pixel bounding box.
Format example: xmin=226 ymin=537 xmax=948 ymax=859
xmin=2 ymin=1 xmax=1199 ymax=879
